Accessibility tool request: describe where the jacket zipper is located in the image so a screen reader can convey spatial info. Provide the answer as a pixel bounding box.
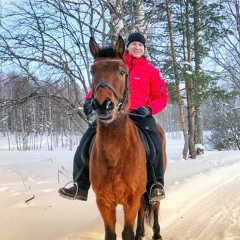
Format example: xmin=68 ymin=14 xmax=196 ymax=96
xmin=128 ymin=57 xmax=134 ymax=93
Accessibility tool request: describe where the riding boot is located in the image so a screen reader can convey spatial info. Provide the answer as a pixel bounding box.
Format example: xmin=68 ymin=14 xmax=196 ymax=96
xmin=58 ymin=183 xmax=88 ymax=201
xmin=147 ymin=158 xmax=165 ymax=205
xmin=58 ymin=121 xmax=97 ymax=201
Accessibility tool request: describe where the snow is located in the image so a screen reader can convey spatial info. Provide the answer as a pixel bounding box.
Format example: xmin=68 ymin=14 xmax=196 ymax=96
xmin=0 ymin=135 xmax=240 ymax=240
xmin=185 ymin=70 xmax=192 ymax=75
xmin=195 ymin=143 xmax=204 ymax=150
xmin=181 ymin=61 xmax=192 ymax=66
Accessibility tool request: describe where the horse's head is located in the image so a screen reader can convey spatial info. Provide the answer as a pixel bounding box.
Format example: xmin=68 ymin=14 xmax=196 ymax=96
xmin=89 ymin=36 xmax=129 ymax=123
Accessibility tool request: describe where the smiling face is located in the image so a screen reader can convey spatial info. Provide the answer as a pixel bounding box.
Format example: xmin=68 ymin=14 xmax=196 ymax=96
xmin=127 ymin=41 xmax=145 ymax=58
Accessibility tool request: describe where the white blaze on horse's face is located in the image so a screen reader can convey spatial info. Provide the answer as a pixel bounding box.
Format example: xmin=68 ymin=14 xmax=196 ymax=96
xmin=89 ymin=36 xmax=128 ymax=124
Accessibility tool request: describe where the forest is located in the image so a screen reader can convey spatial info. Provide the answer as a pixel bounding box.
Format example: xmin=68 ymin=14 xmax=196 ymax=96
xmin=0 ymin=0 xmax=239 ymax=157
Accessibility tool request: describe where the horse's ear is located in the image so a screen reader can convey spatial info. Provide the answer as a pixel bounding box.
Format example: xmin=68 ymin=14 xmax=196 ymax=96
xmin=89 ymin=36 xmax=100 ymax=59
xmin=115 ymin=36 xmax=125 ymax=59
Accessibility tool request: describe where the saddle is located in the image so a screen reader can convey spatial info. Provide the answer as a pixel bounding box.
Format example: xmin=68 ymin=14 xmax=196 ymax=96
xmin=81 ymin=122 xmax=156 ymax=165
xmin=134 ymin=121 xmax=156 ymax=163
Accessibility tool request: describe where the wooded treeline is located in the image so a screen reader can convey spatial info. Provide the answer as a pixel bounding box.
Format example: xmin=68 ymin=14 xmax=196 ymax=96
xmin=0 ymin=0 xmax=239 ymax=155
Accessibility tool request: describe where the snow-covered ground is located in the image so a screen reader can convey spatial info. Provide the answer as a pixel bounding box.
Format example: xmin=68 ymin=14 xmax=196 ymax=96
xmin=0 ymin=136 xmax=240 ymax=240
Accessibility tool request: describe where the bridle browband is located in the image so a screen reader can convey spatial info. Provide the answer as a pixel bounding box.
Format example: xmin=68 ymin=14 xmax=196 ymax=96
xmin=92 ymin=58 xmax=129 ymax=112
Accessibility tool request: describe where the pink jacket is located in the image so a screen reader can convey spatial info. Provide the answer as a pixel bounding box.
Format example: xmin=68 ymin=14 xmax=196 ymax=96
xmin=86 ymin=53 xmax=168 ymax=115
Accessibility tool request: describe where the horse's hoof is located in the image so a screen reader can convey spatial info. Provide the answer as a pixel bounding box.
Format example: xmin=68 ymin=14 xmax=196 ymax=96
xmin=135 ymin=237 xmax=142 ymax=240
xmin=152 ymin=235 xmax=162 ymax=240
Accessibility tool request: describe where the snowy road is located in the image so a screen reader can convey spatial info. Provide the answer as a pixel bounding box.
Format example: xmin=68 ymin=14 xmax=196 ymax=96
xmin=161 ymin=163 xmax=240 ymax=240
xmin=1 ymin=143 xmax=240 ymax=240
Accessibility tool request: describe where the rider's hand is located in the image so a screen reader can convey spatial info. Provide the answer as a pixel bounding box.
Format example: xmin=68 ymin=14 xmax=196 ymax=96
xmin=83 ymin=98 xmax=92 ymax=116
xmin=131 ymin=106 xmax=152 ymax=117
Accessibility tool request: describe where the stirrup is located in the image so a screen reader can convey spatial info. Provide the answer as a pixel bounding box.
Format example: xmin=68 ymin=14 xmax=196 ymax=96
xmin=60 ymin=181 xmax=79 ymax=200
xmin=149 ymin=182 xmax=165 ymax=205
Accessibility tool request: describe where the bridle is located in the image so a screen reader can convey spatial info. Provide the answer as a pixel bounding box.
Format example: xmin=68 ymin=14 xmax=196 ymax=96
xmin=91 ymin=58 xmax=129 ymax=113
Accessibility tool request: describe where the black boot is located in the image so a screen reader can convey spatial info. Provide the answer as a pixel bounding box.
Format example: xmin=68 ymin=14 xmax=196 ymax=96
xmin=58 ymin=184 xmax=88 ymax=201
xmin=147 ymin=160 xmax=165 ymax=205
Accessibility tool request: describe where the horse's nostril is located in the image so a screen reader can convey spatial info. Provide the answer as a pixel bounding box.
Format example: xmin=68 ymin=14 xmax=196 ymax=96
xmin=105 ymin=99 xmax=114 ymax=111
xmin=92 ymin=99 xmax=114 ymax=113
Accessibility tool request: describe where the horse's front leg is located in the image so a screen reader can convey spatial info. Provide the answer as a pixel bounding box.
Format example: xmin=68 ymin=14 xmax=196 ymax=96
xmin=96 ymin=198 xmax=117 ymax=240
xmin=122 ymin=196 xmax=142 ymax=240
xmin=152 ymin=204 xmax=162 ymax=240
xmin=135 ymin=195 xmax=145 ymax=240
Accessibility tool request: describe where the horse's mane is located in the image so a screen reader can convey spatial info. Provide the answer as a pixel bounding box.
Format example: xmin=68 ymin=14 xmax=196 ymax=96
xmin=97 ymin=47 xmax=117 ymax=58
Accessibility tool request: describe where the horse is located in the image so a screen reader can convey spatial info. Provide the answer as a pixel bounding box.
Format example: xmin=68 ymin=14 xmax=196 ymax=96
xmin=88 ymin=36 xmax=167 ymax=240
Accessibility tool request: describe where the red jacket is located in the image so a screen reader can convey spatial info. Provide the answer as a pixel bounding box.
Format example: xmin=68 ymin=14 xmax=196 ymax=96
xmin=86 ymin=53 xmax=168 ymax=115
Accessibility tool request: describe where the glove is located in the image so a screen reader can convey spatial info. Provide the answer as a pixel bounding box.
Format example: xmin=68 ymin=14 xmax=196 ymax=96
xmin=131 ymin=106 xmax=152 ymax=117
xmin=83 ymin=98 xmax=92 ymax=116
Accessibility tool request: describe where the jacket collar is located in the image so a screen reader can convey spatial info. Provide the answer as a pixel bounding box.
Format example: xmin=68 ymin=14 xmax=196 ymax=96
xmin=125 ymin=53 xmax=148 ymax=66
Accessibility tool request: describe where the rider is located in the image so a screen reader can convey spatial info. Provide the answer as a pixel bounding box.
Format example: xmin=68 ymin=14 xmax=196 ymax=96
xmin=59 ymin=32 xmax=168 ymax=204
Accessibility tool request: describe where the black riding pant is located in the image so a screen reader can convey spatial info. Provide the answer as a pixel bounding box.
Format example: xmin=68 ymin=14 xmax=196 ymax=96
xmin=73 ymin=115 xmax=164 ymax=192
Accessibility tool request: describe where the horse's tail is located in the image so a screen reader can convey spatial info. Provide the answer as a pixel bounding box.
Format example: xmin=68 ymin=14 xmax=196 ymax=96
xmin=144 ymin=192 xmax=153 ymax=225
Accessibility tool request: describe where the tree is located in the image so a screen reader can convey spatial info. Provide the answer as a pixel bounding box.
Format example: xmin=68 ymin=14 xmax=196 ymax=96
xmin=192 ymin=0 xmax=203 ymax=154
xmin=0 ymin=0 xmax=238 ymax=154
xmin=212 ymin=0 xmax=240 ymax=93
xmin=207 ymin=0 xmax=240 ymax=151
xmin=205 ymin=96 xmax=240 ymax=150
xmin=160 ymin=0 xmax=229 ymax=158
xmin=165 ymin=0 xmax=189 ymax=159
xmin=1 ymin=0 xmax=110 ymax=139
xmin=1 ymin=0 xmax=158 ymax=149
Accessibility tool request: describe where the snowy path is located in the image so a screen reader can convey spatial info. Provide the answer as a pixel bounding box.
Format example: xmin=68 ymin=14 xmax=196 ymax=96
xmin=1 ymin=145 xmax=240 ymax=240
xmin=57 ymin=155 xmax=240 ymax=240
xmin=161 ymin=163 xmax=240 ymax=240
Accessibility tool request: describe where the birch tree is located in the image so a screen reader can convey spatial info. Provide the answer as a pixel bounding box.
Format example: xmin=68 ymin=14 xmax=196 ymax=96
xmin=107 ymin=0 xmax=125 ymax=42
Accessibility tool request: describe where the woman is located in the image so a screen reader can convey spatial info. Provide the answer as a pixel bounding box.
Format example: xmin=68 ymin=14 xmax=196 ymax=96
xmin=59 ymin=32 xmax=168 ymax=204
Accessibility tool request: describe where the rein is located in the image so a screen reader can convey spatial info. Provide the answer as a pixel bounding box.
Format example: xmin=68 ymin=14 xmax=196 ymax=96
xmin=92 ymin=58 xmax=129 ymax=112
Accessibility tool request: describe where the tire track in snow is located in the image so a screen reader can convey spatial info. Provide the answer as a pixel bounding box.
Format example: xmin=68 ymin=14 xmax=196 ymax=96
xmin=162 ymin=167 xmax=240 ymax=240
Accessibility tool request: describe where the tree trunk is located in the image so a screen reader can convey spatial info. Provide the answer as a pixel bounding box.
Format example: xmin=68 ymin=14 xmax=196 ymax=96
xmin=107 ymin=0 xmax=125 ymax=43
xmin=193 ymin=0 xmax=204 ymax=154
xmin=185 ymin=0 xmax=196 ymax=159
xmin=133 ymin=0 xmax=147 ymax=32
xmin=20 ymin=106 xmax=28 ymax=151
xmin=165 ymin=0 xmax=188 ymax=159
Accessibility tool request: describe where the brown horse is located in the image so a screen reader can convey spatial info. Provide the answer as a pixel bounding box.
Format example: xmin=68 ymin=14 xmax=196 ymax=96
xmin=89 ymin=36 xmax=167 ymax=240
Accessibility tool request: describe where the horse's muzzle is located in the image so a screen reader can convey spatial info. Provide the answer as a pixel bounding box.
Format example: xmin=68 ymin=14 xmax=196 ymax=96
xmin=92 ymin=98 xmax=115 ymax=122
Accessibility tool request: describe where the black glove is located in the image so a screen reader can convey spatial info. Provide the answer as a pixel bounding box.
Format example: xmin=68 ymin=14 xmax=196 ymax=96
xmin=83 ymin=98 xmax=92 ymax=116
xmin=131 ymin=106 xmax=152 ymax=117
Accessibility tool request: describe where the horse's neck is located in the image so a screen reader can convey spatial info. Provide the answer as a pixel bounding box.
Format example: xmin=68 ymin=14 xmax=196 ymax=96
xmin=95 ymin=115 xmax=139 ymax=167
xmin=97 ymin=115 xmax=130 ymax=140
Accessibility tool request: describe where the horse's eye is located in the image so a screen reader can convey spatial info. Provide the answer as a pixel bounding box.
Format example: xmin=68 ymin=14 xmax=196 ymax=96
xmin=90 ymin=70 xmax=94 ymax=76
xmin=119 ymin=70 xmax=125 ymax=76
